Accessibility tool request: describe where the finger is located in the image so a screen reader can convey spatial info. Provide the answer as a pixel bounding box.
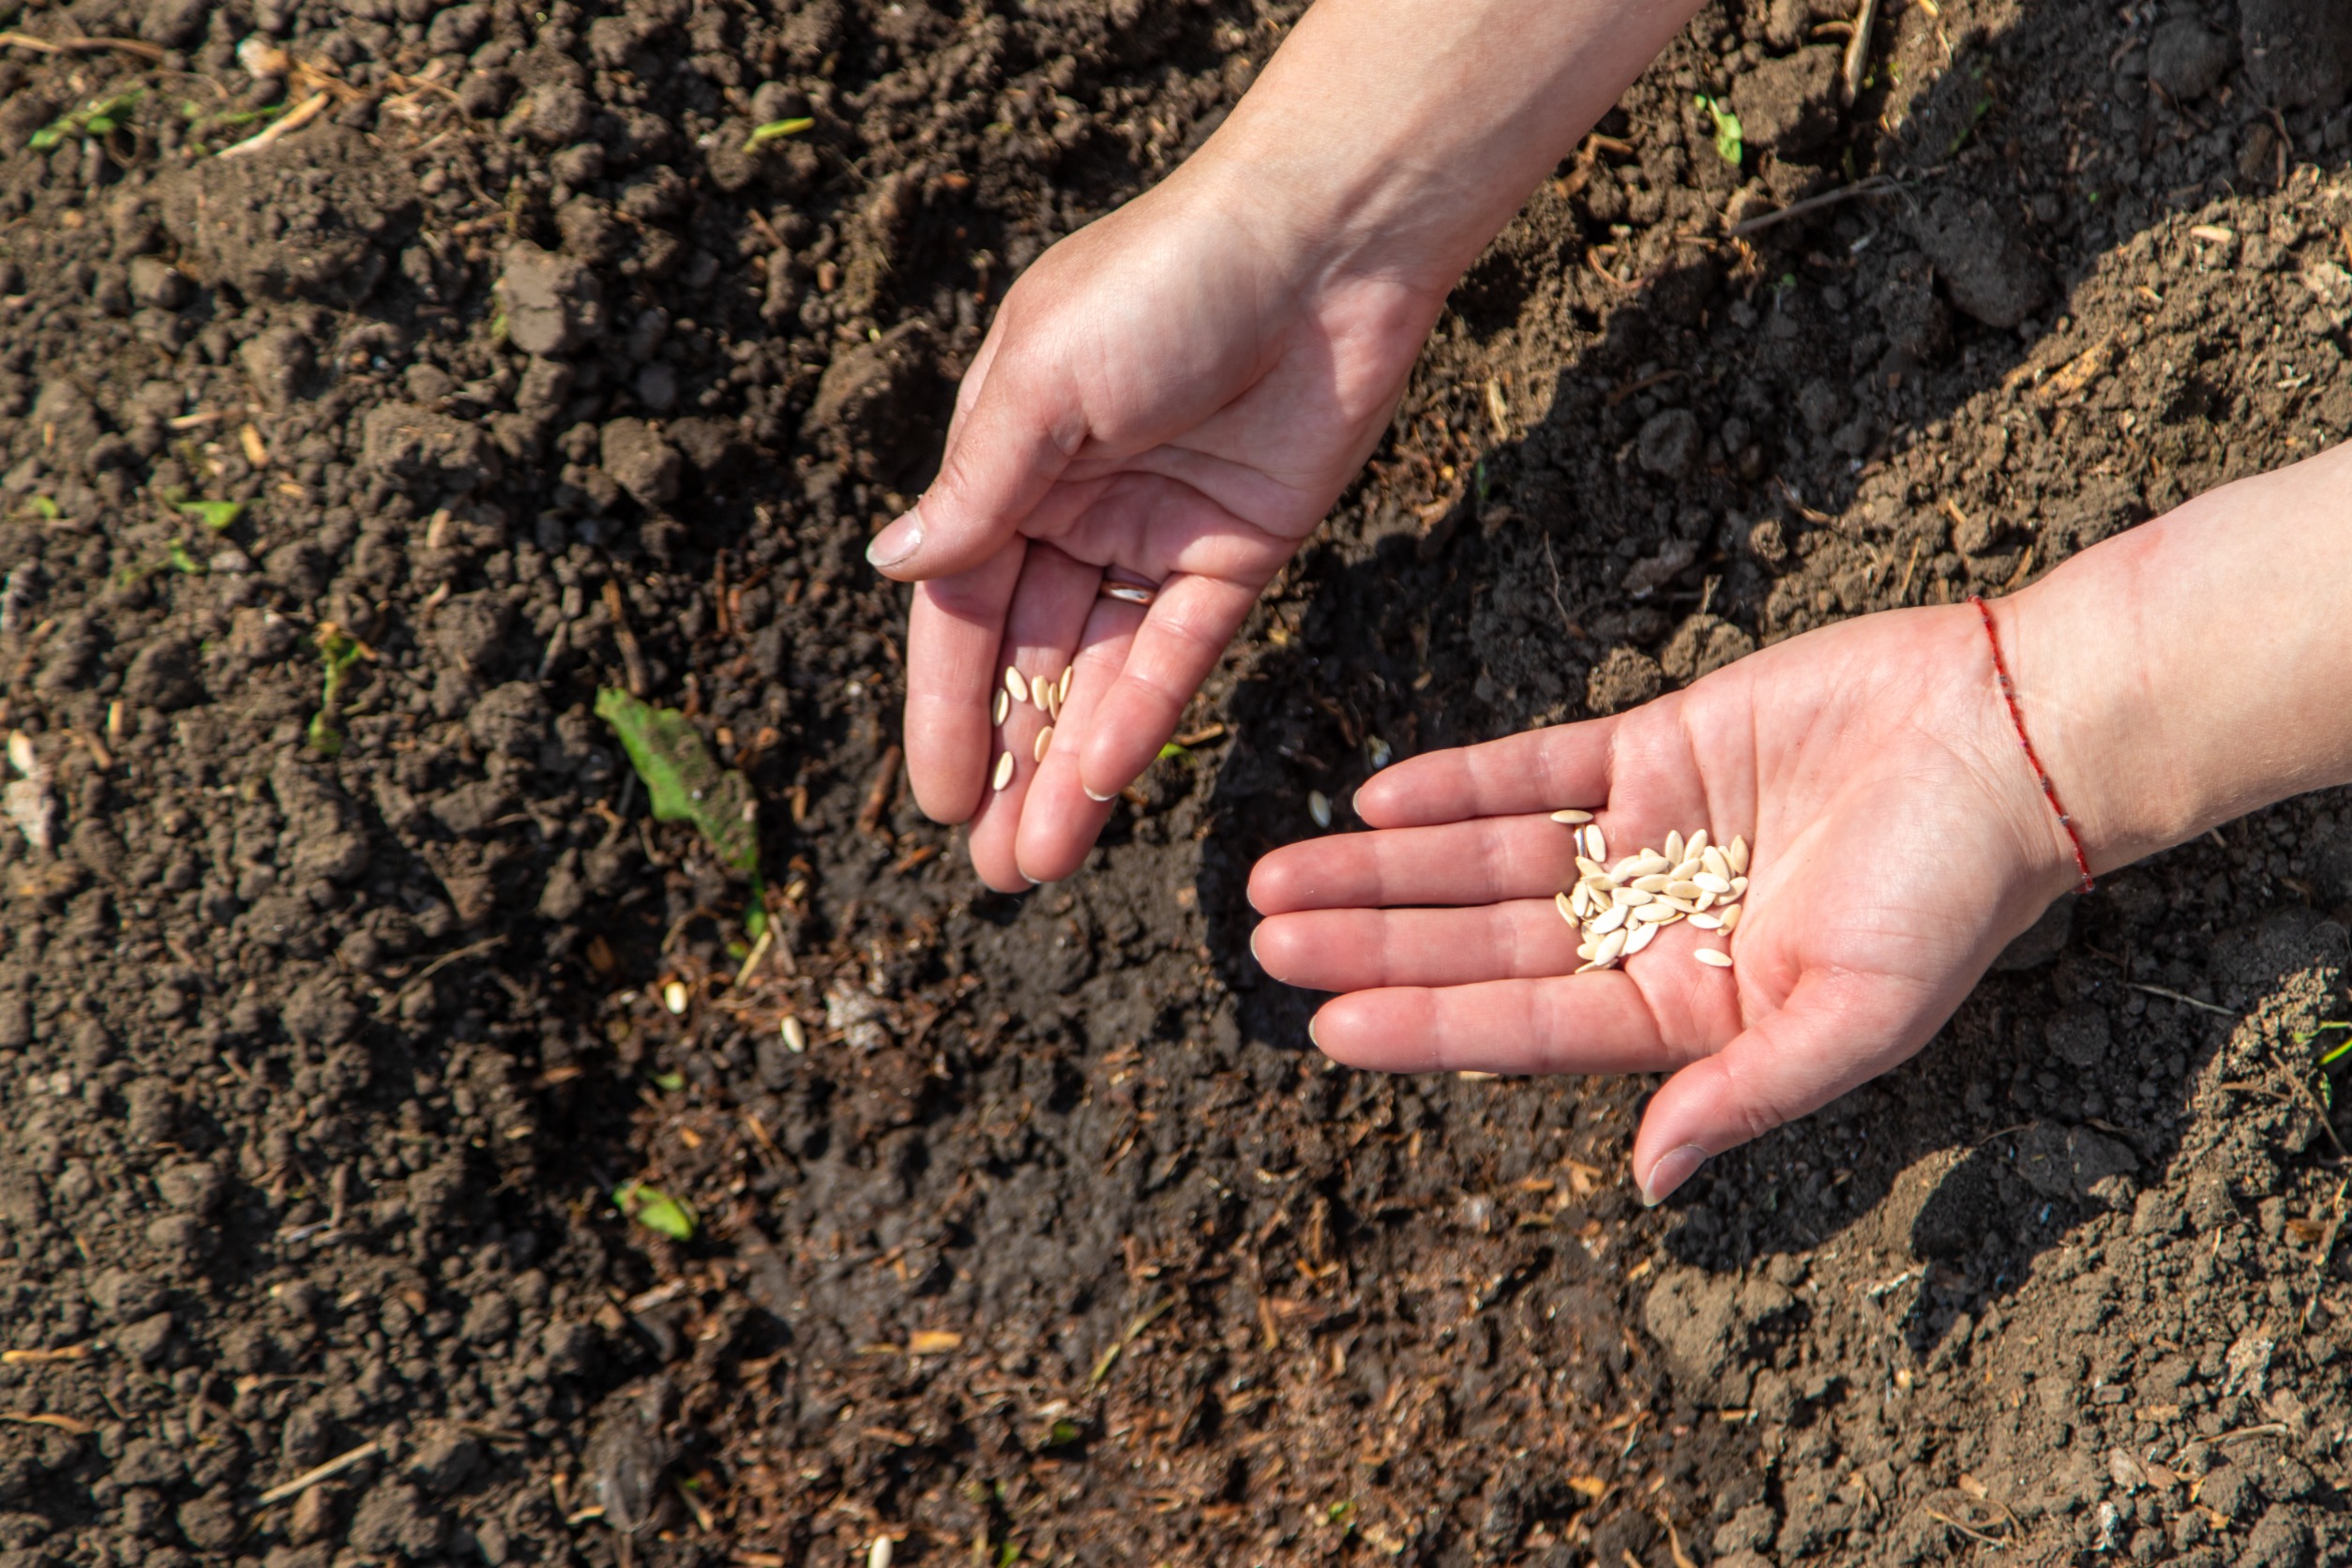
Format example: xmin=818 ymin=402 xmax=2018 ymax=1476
xmin=1251 ymin=900 xmax=1581 ymax=991
xmin=867 ymin=331 xmax=1080 ymax=580
xmin=905 ymin=543 xmax=1026 ymax=825
xmin=1305 ymin=973 xmax=1689 ymax=1077
xmin=1014 ymin=590 xmax=1146 ymax=882
xmin=962 ymin=544 xmax=1102 ymax=892
xmin=1076 ymin=572 xmax=1261 ymax=801
xmin=1629 ymin=968 xmax=1935 ymax=1206
xmin=1247 ymin=817 xmax=1582 ymax=916
xmin=1352 ymin=719 xmax=1621 ymax=830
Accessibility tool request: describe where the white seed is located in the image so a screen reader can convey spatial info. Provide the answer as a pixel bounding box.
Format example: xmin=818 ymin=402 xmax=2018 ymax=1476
xmin=1663 ymin=829 xmax=1684 ymax=865
xmin=1591 ymin=904 xmax=1630 ymax=936
xmin=1573 ymin=958 xmax=1613 ymax=974
xmin=1624 ymin=874 xmax=1663 ymax=893
xmin=1695 ymin=948 xmax=1734 ymax=969
xmin=869 ymin=1537 xmax=896 ymax=1568
xmin=1624 ymin=919 xmax=1660 ymax=955
xmin=1555 ymin=892 xmax=1578 ymax=927
xmin=1718 ymin=904 xmax=1741 ymax=932
xmin=1309 ymin=790 xmax=1333 ymax=828
xmin=1695 ymin=872 xmax=1733 ymax=895
xmin=1685 ymin=828 xmax=1710 ymax=856
xmin=1692 ymin=890 xmax=1715 ymax=912
xmin=661 ymin=980 xmax=689 ymax=1015
xmin=1666 ymin=879 xmax=1703 ymax=900
xmin=1033 ymin=726 xmax=1054 ymax=762
xmin=780 ymin=1016 xmax=807 ymax=1053
xmin=1727 ymin=836 xmax=1750 ymax=875
xmin=1689 ymin=912 xmax=1724 ymax=929
xmin=1669 ymin=857 xmax=1703 ymax=881
xmin=992 ymin=751 xmax=1015 ymax=791
xmin=1701 ymin=846 xmax=1730 ymax=881
xmin=1004 ymin=666 xmax=1029 ymax=702
xmin=1594 ymin=927 xmax=1628 ymax=963
xmin=1577 ymin=941 xmax=1597 ymax=961
xmin=1035 ymin=678 xmax=1053 ymax=713
xmin=1612 ymin=886 xmax=1651 ymax=907
xmin=1627 ymin=852 xmax=1673 ymax=878
xmin=1048 ymin=685 xmax=1063 ymax=720
xmin=1583 ymin=823 xmax=1608 ymax=862
xmin=1550 ymin=808 xmax=1593 ymax=824
xmin=1576 ymin=855 xmax=1607 ymax=880
xmin=1729 ymin=876 xmax=1748 ymax=897
xmin=1661 ymin=896 xmax=1703 ymax=914
xmin=992 ymin=689 xmax=1009 ymax=725
xmin=1633 ymin=902 xmax=1678 ymax=924
xmin=1059 ymin=666 xmax=1075 ymax=706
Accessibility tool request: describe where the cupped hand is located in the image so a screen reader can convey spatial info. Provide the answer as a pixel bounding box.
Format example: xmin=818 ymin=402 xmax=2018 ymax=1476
xmin=1246 ymin=603 xmax=2088 ymax=1204
xmin=874 ymin=168 xmax=1447 ymax=891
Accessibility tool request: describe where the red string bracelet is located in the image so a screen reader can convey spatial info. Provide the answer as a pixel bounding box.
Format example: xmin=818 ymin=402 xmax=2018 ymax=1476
xmin=1971 ymin=594 xmax=2094 ymax=894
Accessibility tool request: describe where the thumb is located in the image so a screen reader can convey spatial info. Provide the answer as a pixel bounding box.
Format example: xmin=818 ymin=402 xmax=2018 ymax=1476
xmin=867 ymin=341 xmax=1085 ymax=581
xmin=1630 ymin=970 xmax=1937 ymax=1206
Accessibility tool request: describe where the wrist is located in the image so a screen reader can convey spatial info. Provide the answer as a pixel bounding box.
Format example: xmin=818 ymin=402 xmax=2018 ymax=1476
xmin=1999 ymin=444 xmax=2352 ymax=874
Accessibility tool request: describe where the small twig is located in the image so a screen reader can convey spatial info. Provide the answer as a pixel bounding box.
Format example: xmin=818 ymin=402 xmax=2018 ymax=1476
xmin=1922 ymin=1507 xmax=2007 ymax=1545
xmin=2213 ymin=1422 xmax=2289 ymax=1445
xmin=2301 ymin=1181 xmax=2348 ymax=1331
xmin=217 ymin=91 xmax=328 ymax=158
xmin=1728 ymin=173 xmax=1904 ymax=237
xmin=0 ymin=29 xmax=166 ymax=61
xmin=1540 ymin=535 xmax=1577 ymax=641
xmin=855 ymin=745 xmax=902 ymax=839
xmin=1842 ymin=0 xmax=1880 ymax=104
xmin=601 ymin=581 xmax=650 ymax=697
xmin=256 ymin=1440 xmax=381 ymax=1506
xmin=2126 ymin=982 xmax=2233 ymax=1018
xmin=375 ymin=936 xmax=506 ymax=1018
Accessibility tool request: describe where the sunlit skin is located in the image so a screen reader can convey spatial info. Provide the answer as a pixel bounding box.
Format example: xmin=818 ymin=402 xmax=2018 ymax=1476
xmin=1255 ymin=445 xmax=2352 ymax=1199
xmin=866 ymin=0 xmax=2352 ymax=1202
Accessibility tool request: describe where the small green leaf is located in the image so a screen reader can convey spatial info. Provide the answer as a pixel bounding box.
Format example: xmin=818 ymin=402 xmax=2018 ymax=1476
xmin=1326 ymin=1500 xmax=1357 ymax=1527
xmin=1044 ymin=1418 xmax=1080 ymax=1447
xmin=30 ymin=496 xmax=60 ymax=520
xmin=995 ymin=1544 xmax=1021 ymax=1568
xmin=308 ymin=625 xmax=366 ymax=758
xmin=1156 ymin=742 xmax=1187 ymax=761
xmin=178 ymin=499 xmax=244 ymax=532
xmin=744 ymin=115 xmax=815 ymax=151
xmin=648 ymin=1069 xmax=686 ymax=1093
xmin=165 ymin=539 xmax=204 ymax=576
xmin=28 ymin=126 xmax=62 ymax=151
xmin=614 ymin=1181 xmax=697 ymax=1241
xmin=745 ymin=900 xmax=768 ymax=942
xmin=1696 ymin=94 xmax=1743 ymax=166
xmin=596 ymin=688 xmax=761 ymax=875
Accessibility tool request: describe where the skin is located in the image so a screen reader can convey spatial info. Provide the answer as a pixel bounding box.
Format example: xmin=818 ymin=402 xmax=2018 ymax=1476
xmin=872 ymin=0 xmax=1709 ymax=890
xmin=1253 ymin=445 xmax=2352 ymax=1201
xmin=870 ymin=0 xmax=2352 ymax=1201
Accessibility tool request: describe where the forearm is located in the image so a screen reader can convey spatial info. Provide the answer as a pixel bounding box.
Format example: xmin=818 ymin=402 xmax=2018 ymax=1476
xmin=1175 ymin=0 xmax=1709 ymax=292
xmin=2004 ymin=443 xmax=2352 ymax=878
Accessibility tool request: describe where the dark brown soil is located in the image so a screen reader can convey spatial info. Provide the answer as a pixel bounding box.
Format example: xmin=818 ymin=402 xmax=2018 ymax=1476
xmin=3 ymin=0 xmax=2352 ymax=1564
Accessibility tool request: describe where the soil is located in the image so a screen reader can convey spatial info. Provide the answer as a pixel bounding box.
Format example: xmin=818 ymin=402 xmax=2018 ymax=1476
xmin=3 ymin=0 xmax=2352 ymax=1564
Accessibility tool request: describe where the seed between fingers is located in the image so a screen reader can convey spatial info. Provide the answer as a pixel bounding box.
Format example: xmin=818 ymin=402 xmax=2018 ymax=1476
xmin=1004 ymin=667 xmax=1030 ymax=703
xmin=1033 ymin=725 xmax=1054 ymax=762
xmin=992 ymin=689 xmax=1009 ymax=726
xmin=991 ymin=751 xmax=1014 ymax=791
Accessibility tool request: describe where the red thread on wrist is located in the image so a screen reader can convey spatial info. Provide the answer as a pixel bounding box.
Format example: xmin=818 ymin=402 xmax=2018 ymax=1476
xmin=1971 ymin=594 xmax=2093 ymax=895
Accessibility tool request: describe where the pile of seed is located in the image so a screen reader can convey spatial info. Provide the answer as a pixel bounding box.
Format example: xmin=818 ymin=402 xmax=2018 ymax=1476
xmin=990 ymin=663 xmax=1075 ymax=790
xmin=1549 ymin=811 xmax=1748 ymax=972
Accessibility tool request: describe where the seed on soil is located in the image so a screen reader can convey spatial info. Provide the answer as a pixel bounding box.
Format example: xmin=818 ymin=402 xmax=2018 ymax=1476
xmin=1309 ymin=790 xmax=1333 ymax=829
xmin=1004 ymin=666 xmax=1030 ymax=703
xmin=869 ymin=1537 xmax=895 ymax=1568
xmin=992 ymin=751 xmax=1015 ymax=791
xmin=662 ymin=980 xmax=689 ymax=1015
xmin=1695 ymin=948 xmax=1734 ymax=969
xmin=780 ymin=1016 xmax=807 ymax=1053
xmin=992 ymin=689 xmax=1010 ymax=725
xmin=1551 ymin=825 xmax=1749 ymax=972
xmin=1033 ymin=726 xmax=1054 ymax=762
xmin=1550 ymin=808 xmax=1593 ymax=824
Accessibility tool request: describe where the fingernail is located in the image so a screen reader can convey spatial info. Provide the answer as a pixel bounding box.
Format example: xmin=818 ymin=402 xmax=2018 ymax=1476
xmin=1639 ymin=1144 xmax=1710 ymax=1208
xmin=1083 ymin=785 xmax=1116 ymax=803
xmin=865 ymin=506 xmax=924 ymax=570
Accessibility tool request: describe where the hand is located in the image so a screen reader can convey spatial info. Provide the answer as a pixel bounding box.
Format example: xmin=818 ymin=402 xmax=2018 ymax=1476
xmin=1245 ymin=604 xmax=2086 ymax=1204
xmin=875 ymin=167 xmax=1446 ymax=891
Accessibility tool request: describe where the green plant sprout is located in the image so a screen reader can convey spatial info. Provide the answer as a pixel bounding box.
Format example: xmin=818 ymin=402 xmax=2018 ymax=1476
xmin=177 ymin=499 xmax=243 ymax=531
xmin=306 ymin=624 xmax=366 ymax=758
xmin=164 ymin=539 xmax=204 ymax=576
xmin=596 ymin=688 xmax=761 ymax=875
xmin=1696 ymin=94 xmax=1743 ymax=166
xmin=612 ymin=1180 xmax=696 ymax=1241
xmin=743 ymin=115 xmax=814 ymax=152
xmin=29 ymin=90 xmax=142 ymax=151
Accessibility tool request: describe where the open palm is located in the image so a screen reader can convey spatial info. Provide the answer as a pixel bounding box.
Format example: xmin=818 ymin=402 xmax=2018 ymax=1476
xmin=883 ymin=177 xmax=1448 ymax=890
xmin=1246 ymin=604 xmax=2085 ymax=1202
